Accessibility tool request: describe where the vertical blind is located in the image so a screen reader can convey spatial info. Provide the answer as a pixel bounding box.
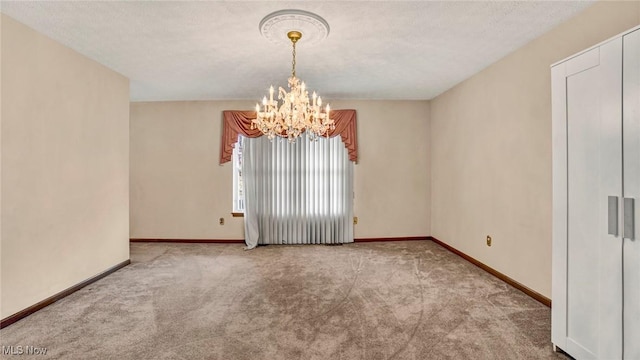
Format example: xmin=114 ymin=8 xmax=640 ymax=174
xmin=242 ymin=134 xmax=354 ymax=248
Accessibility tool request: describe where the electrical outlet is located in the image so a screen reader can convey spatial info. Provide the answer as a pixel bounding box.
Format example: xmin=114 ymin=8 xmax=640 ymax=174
xmin=219 ymin=218 xmax=225 ymax=225
xmin=353 ymin=216 xmax=358 ymax=225
xmin=486 ymin=235 xmax=492 ymax=247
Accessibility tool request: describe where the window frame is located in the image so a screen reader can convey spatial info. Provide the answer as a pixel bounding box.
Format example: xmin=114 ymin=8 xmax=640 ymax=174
xmin=232 ymin=135 xmax=245 ymax=216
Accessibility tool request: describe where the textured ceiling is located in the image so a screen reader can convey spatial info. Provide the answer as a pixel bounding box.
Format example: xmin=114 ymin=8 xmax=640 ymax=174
xmin=0 ymin=1 xmax=595 ymax=101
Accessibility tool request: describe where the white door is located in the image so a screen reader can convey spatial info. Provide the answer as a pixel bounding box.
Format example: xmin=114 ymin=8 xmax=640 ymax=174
xmin=552 ymin=38 xmax=623 ymax=359
xmin=623 ymin=28 xmax=640 ymax=360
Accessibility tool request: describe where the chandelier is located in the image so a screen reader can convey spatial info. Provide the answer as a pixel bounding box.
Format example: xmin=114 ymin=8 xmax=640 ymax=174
xmin=253 ymin=29 xmax=334 ymax=142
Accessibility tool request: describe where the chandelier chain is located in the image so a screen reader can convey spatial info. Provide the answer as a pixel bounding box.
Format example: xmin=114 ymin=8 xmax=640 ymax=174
xmin=291 ymin=41 xmax=297 ymax=78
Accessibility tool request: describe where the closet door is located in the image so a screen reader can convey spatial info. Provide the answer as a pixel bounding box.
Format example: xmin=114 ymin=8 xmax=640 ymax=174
xmin=552 ymin=38 xmax=623 ymax=359
xmin=623 ymin=28 xmax=640 ymax=360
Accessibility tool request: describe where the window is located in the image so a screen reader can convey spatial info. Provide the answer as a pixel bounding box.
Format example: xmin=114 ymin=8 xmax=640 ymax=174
xmin=232 ymin=134 xmax=352 ymax=217
xmin=232 ymin=135 xmax=245 ymax=213
xmin=240 ymin=134 xmax=354 ymax=245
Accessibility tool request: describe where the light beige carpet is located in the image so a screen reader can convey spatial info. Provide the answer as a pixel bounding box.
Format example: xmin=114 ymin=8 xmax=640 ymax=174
xmin=0 ymin=241 xmax=569 ymax=360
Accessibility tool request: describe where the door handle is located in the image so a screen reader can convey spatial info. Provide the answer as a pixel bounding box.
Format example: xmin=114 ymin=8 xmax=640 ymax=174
xmin=608 ymin=196 xmax=618 ymax=236
xmin=624 ymin=197 xmax=634 ymax=240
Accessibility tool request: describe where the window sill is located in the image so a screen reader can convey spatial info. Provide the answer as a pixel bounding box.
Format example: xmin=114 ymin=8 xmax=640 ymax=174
xmin=231 ymin=212 xmax=244 ymax=217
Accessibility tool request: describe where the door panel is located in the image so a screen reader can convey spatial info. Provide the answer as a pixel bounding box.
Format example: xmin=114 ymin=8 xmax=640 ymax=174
xmin=565 ymin=38 xmax=623 ymax=360
xmin=623 ymin=28 xmax=640 ymax=360
xmin=566 ymin=66 xmax=603 ymax=359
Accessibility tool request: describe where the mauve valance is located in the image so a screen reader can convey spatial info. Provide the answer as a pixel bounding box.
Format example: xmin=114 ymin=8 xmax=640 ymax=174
xmin=219 ymin=109 xmax=358 ymax=164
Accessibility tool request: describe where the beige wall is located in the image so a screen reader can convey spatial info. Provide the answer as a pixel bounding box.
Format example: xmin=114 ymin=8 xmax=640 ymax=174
xmin=430 ymin=1 xmax=640 ymax=298
xmin=0 ymin=15 xmax=130 ymax=319
xmin=332 ymin=100 xmax=430 ymax=238
xmin=130 ymin=101 xmax=249 ymax=239
xmin=130 ymin=100 xmax=430 ymax=240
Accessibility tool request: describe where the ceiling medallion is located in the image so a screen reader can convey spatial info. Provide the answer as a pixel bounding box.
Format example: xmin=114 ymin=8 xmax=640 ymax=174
xmin=259 ymin=9 xmax=330 ymax=46
xmin=253 ymin=10 xmax=333 ymax=142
